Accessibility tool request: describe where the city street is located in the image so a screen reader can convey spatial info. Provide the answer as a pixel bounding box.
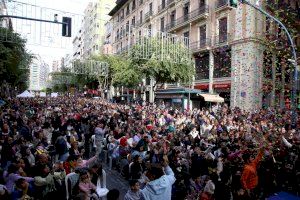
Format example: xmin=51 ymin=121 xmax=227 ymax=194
xmin=0 ymin=0 xmax=299 ymax=200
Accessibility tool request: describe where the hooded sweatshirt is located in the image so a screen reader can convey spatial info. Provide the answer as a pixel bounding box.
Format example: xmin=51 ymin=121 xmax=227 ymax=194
xmin=141 ymin=166 xmax=175 ymax=200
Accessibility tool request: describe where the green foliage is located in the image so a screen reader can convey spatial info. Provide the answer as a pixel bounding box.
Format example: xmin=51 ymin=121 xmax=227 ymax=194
xmin=129 ymin=37 xmax=195 ymax=84
xmin=93 ymin=55 xmax=142 ymax=88
xmin=85 ymin=38 xmax=194 ymax=89
xmin=0 ymin=27 xmax=33 ymax=91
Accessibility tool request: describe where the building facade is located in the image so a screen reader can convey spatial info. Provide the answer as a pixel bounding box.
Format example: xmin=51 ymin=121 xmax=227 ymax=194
xmin=0 ymin=0 xmax=12 ymax=29
xmin=102 ymin=21 xmax=114 ymax=54
xmin=80 ymin=0 xmax=115 ymax=59
xmin=108 ymin=0 xmax=299 ymax=110
xmin=52 ymin=60 xmax=61 ymax=72
xmin=72 ymin=28 xmax=83 ymax=60
xmin=29 ymin=56 xmax=49 ymax=91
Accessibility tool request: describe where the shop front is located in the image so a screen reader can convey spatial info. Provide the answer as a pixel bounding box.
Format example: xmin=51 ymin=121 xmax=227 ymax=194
xmin=194 ymin=81 xmax=231 ymax=106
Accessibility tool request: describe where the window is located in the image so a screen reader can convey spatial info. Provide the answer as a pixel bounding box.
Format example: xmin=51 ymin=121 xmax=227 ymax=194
xmin=96 ymin=45 xmax=99 ymax=50
xmin=199 ymin=0 xmax=205 ymax=7
xmin=183 ymin=31 xmax=189 ymax=46
xmin=184 ymin=2 xmax=189 ymax=17
xmin=132 ymin=0 xmax=136 ymax=10
xmin=126 ymin=4 xmax=130 ymax=15
xmin=170 ymin=10 xmax=176 ymax=23
xmin=126 ymin=21 xmax=129 ymax=32
xmin=214 ymin=48 xmax=231 ymax=78
xmin=149 ymin=2 xmax=153 ymax=13
xmin=219 ymin=17 xmax=227 ymax=43
xmin=140 ymin=11 xmax=143 ymax=22
xmin=160 ymin=17 xmax=165 ymax=31
xmin=148 ymin=24 xmax=152 ymax=36
xmin=132 ymin=16 xmax=136 ymax=26
xmin=121 ymin=9 xmax=124 ymax=20
xmin=162 ymin=0 xmax=166 ymax=9
xmin=199 ymin=25 xmax=206 ymax=46
xmin=195 ymin=54 xmax=209 ymax=80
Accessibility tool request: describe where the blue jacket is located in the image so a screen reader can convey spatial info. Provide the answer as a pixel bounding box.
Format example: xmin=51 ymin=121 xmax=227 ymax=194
xmin=141 ymin=166 xmax=176 ymax=200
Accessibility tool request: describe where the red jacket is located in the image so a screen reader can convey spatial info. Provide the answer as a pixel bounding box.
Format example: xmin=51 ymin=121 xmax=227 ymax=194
xmin=241 ymin=150 xmax=263 ymax=190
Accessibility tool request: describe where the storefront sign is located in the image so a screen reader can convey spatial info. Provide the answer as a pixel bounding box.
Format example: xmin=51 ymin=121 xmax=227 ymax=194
xmin=195 ymin=82 xmax=231 ymax=90
xmin=214 ymin=83 xmax=230 ymax=89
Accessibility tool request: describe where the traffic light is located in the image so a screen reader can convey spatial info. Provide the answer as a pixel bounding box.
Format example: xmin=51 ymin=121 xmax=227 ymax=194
xmin=230 ymin=0 xmax=238 ymax=8
xmin=62 ymin=17 xmax=72 ymax=37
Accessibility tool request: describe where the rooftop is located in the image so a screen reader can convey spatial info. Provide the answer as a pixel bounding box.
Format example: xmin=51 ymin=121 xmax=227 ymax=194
xmin=108 ymin=0 xmax=129 ymax=16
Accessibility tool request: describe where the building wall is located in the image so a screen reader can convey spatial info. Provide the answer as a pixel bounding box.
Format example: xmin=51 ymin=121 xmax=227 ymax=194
xmin=0 ymin=0 xmax=12 ymax=28
xmin=82 ymin=0 xmax=115 ymax=59
xmin=108 ymin=0 xmax=297 ymax=110
xmin=29 ymin=56 xmax=49 ymax=91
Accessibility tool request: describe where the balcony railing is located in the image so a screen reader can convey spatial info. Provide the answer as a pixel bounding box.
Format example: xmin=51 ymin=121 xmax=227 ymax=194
xmin=136 ymin=19 xmax=143 ymax=27
xmin=190 ymin=5 xmax=209 ymax=19
xmin=145 ymin=11 xmax=153 ymax=21
xmin=158 ymin=3 xmax=166 ymax=12
xmin=190 ymin=38 xmax=211 ymax=52
xmin=215 ymin=0 xmax=229 ymax=10
xmin=167 ymin=5 xmax=209 ymax=31
xmin=214 ymin=33 xmax=233 ymax=46
xmin=165 ymin=20 xmax=176 ymax=30
xmin=167 ymin=0 xmax=175 ymax=6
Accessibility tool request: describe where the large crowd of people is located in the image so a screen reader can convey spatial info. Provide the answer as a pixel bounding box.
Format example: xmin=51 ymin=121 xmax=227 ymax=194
xmin=0 ymin=97 xmax=299 ymax=200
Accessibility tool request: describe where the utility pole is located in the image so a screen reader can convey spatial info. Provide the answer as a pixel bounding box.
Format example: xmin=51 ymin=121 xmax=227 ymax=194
xmin=236 ymin=0 xmax=299 ymax=127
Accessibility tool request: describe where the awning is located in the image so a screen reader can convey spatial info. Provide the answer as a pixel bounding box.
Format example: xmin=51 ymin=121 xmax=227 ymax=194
xmin=198 ymin=93 xmax=224 ymax=103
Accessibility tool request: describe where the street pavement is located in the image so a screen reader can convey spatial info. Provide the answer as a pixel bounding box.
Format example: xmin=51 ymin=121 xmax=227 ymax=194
xmin=104 ymin=166 xmax=129 ymax=199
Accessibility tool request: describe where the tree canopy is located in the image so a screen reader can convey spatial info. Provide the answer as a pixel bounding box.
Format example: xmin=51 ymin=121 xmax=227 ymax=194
xmin=0 ymin=27 xmax=33 ymax=92
xmin=129 ymin=37 xmax=195 ymax=84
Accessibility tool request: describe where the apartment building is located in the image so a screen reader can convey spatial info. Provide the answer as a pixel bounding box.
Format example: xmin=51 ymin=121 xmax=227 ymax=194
xmin=72 ymin=28 xmax=83 ymax=60
xmin=108 ymin=0 xmax=299 ymax=110
xmin=102 ymin=21 xmax=114 ymax=54
xmin=0 ymin=0 xmax=12 ymax=28
xmin=81 ymin=0 xmax=115 ymax=59
xmin=29 ymin=56 xmax=49 ymax=91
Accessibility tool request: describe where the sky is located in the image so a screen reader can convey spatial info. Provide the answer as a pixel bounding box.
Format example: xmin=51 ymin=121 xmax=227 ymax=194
xmin=8 ymin=0 xmax=93 ymax=66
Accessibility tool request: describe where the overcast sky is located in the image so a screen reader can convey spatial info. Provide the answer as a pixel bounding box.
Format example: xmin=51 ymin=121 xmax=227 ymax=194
xmin=9 ymin=0 xmax=93 ymax=66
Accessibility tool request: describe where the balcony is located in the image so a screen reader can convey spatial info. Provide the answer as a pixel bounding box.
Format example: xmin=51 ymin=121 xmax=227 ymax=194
xmin=158 ymin=3 xmax=166 ymax=13
xmin=167 ymin=5 xmax=209 ymax=32
xmin=214 ymin=33 xmax=233 ymax=47
xmin=165 ymin=20 xmax=176 ymax=31
xmin=136 ymin=19 xmax=143 ymax=27
xmin=145 ymin=11 xmax=153 ymax=21
xmin=190 ymin=38 xmax=211 ymax=53
xmin=167 ymin=0 xmax=175 ymax=7
xmin=215 ymin=0 xmax=230 ymax=12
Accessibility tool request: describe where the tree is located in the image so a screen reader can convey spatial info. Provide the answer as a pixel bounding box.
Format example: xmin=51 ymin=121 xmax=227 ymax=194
xmin=92 ymin=55 xmax=141 ymax=88
xmin=0 ymin=27 xmax=33 ymax=95
xmin=129 ymin=37 xmax=195 ymax=85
